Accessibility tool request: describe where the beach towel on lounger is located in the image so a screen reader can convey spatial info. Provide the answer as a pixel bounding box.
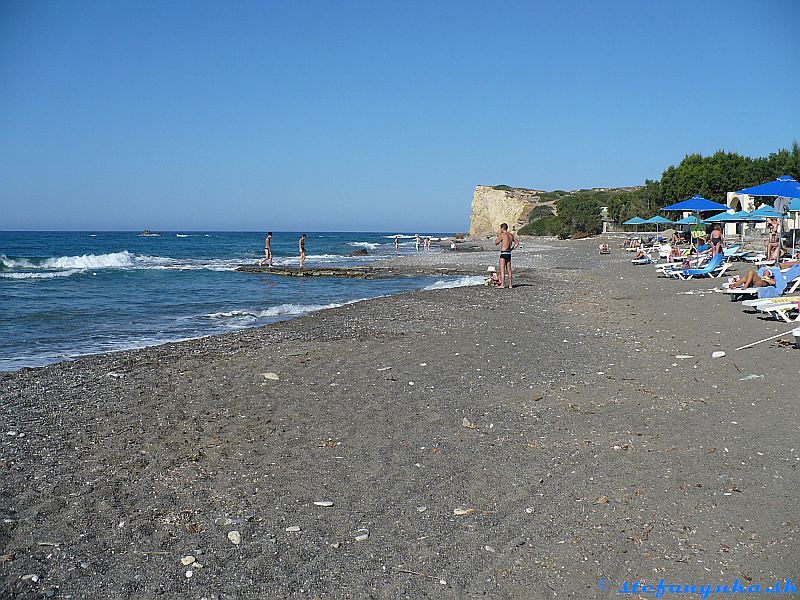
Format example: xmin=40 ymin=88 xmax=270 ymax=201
xmin=757 ymin=265 xmax=800 ymax=299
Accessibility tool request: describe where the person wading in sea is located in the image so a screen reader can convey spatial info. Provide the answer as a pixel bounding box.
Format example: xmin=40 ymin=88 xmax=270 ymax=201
xmin=299 ymin=233 xmax=307 ymax=269
xmin=494 ymin=223 xmax=518 ymax=288
xmin=258 ymin=231 xmax=273 ymax=267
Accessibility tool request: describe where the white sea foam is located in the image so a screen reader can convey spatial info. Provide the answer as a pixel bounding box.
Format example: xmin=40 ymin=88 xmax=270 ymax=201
xmin=0 ymin=251 xmax=137 ymax=270
xmin=0 ymin=269 xmax=82 ymax=280
xmin=0 ymin=251 xmax=244 ymax=274
xmin=349 ymin=241 xmax=381 ymax=250
xmin=423 ymin=276 xmax=485 ymax=291
xmin=204 ymin=301 xmax=359 ymax=320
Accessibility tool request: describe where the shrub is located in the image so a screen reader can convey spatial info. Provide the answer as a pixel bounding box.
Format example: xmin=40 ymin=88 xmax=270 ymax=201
xmin=519 ymin=215 xmax=562 ymax=236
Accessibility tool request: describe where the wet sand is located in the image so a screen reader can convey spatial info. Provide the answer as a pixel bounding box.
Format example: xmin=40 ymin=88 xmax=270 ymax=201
xmin=1 ymin=236 xmax=798 ymax=599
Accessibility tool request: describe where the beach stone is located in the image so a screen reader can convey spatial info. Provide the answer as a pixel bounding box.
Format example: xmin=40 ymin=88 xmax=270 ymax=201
xmin=354 ymin=528 xmax=370 ymax=541
xmin=349 ymin=249 xmax=368 ymax=256
xmin=262 ymin=372 xmax=280 ymax=381
xmin=79 ymin=562 xmax=89 ymax=569
xmin=43 ymin=589 xmax=56 ymax=598
xmin=331 ymin=542 xmax=341 ymax=549
xmin=285 ymin=525 xmax=301 ymax=532
xmin=185 ymin=570 xmax=193 ymax=579
xmin=416 ymin=506 xmax=427 ymax=513
xmin=181 ymin=556 xmax=196 ymax=566
xmin=227 ymin=531 xmax=241 ymax=545
xmin=711 ymin=351 xmax=726 ymax=358
xmin=313 ymin=500 xmax=334 ymax=507
xmin=483 ymin=545 xmax=496 ymax=553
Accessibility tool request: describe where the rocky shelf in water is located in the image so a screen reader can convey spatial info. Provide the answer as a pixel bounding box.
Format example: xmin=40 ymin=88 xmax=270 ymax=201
xmin=235 ymin=265 xmax=471 ymax=278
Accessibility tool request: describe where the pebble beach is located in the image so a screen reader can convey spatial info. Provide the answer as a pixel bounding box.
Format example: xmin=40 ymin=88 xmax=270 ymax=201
xmin=1 ymin=236 xmax=798 ymax=599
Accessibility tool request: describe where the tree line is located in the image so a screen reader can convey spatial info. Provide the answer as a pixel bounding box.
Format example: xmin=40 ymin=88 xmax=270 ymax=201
xmin=520 ymin=143 xmax=800 ymax=238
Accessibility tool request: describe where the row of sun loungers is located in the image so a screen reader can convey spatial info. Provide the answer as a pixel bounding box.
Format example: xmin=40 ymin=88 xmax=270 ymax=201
xmin=624 ymin=237 xmax=800 ymax=348
xmin=721 ymin=264 xmax=800 ymax=348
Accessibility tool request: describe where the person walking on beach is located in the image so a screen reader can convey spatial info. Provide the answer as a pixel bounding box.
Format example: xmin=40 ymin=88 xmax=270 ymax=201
xmin=495 ymin=223 xmax=518 ymax=288
xmin=258 ymin=231 xmax=273 ymax=267
xmin=709 ymin=225 xmax=723 ymax=257
xmin=415 ymin=234 xmax=420 ymax=252
xmin=299 ymin=233 xmax=307 ymax=269
xmin=394 ymin=236 xmax=399 ymax=253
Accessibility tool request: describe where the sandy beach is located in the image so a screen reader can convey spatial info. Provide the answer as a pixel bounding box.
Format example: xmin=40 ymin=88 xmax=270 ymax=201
xmin=1 ymin=237 xmax=798 ymax=599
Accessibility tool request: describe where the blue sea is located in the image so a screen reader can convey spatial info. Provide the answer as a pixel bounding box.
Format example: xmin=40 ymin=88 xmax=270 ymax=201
xmin=0 ymin=231 xmax=478 ymax=371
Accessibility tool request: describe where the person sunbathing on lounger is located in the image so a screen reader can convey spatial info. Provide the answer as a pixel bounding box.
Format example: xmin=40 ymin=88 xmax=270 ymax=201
xmin=728 ymin=268 xmax=776 ymax=289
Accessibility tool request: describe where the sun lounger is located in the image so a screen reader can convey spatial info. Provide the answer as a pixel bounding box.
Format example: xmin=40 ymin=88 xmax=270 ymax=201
xmin=757 ymin=301 xmax=800 ymax=323
xmin=668 ymin=254 xmax=730 ymax=280
xmin=722 ymin=245 xmax=742 ymax=258
xmin=741 ymin=295 xmax=800 ymax=308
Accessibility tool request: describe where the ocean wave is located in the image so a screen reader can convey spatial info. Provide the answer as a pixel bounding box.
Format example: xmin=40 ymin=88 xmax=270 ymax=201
xmin=203 ymin=301 xmax=360 ymax=320
xmin=0 ymin=251 xmax=243 ymax=274
xmin=423 ymin=276 xmax=485 ymax=291
xmin=0 ymin=269 xmax=83 ymax=280
xmin=0 ymin=251 xmax=137 ymax=270
xmin=349 ymin=241 xmax=381 ymax=250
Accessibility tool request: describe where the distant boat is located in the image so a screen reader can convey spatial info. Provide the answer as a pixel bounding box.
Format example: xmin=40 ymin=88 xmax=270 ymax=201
xmin=139 ymin=229 xmax=161 ymax=237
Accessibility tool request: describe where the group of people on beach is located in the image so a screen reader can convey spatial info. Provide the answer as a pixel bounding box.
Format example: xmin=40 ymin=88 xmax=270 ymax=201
xmin=258 ymin=232 xmax=306 ymax=268
xmin=411 ymin=235 xmax=433 ymax=252
xmin=629 ymin=218 xmax=787 ymax=267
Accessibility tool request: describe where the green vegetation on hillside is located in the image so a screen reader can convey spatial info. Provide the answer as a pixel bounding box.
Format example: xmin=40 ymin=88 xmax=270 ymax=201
xmin=521 ymin=143 xmax=800 ymax=237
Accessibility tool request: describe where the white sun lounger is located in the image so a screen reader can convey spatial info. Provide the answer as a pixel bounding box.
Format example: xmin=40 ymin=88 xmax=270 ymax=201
xmin=757 ymin=302 xmax=799 ymax=323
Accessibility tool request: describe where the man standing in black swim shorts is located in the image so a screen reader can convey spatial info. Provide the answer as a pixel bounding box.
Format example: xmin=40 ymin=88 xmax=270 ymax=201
xmin=494 ymin=223 xmax=518 ymax=288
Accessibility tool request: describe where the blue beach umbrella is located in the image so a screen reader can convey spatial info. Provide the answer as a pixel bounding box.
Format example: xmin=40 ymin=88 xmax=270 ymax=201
xmin=623 ymin=217 xmax=646 ymax=225
xmin=662 ymin=195 xmax=728 ymax=251
xmin=674 ymin=215 xmax=701 ymax=225
xmin=661 ymin=195 xmax=730 ymax=213
xmin=642 ymin=215 xmax=674 ymax=238
xmin=751 ymin=204 xmax=784 ymax=219
xmin=623 ymin=216 xmax=646 ymax=236
xmin=738 ymin=177 xmax=800 ymax=259
xmin=737 ymin=175 xmax=800 ymax=199
xmin=703 ymin=212 xmax=737 ymax=223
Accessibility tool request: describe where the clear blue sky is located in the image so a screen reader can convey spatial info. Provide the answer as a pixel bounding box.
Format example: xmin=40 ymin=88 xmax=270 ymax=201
xmin=1 ymin=0 xmax=798 ymax=231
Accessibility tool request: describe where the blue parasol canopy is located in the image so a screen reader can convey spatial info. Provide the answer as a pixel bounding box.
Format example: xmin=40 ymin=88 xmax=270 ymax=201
xmin=623 ymin=217 xmax=647 ymax=225
xmin=674 ymin=215 xmax=701 ymax=225
xmin=642 ymin=215 xmax=674 ymax=224
xmin=751 ymin=204 xmax=784 ymax=218
xmin=703 ymin=212 xmax=736 ymax=223
xmin=661 ymin=195 xmax=730 ymax=212
xmin=737 ymin=175 xmax=800 ymax=199
xmin=731 ymin=210 xmax=764 ymax=222
xmin=788 ymin=199 xmax=800 ymax=212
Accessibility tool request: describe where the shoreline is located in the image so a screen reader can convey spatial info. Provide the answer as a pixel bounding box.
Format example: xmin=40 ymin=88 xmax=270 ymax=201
xmin=1 ymin=236 xmax=798 ymax=598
